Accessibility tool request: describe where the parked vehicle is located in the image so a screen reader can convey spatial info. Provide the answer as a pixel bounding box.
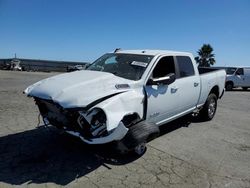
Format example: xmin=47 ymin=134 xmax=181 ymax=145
xmin=225 ymin=67 xmax=250 ymax=91
xmin=67 ymin=64 xmax=86 ymax=72
xmin=10 ymin=59 xmax=22 ymax=71
xmin=203 ymin=66 xmax=237 ymax=75
xmin=24 ymin=50 xmax=226 ymax=155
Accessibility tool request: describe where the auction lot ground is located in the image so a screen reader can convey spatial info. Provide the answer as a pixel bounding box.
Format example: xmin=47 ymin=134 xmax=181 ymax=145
xmin=0 ymin=70 xmax=250 ymax=188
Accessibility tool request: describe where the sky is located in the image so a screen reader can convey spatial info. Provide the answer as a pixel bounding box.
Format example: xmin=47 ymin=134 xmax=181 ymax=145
xmin=0 ymin=0 xmax=249 ymax=66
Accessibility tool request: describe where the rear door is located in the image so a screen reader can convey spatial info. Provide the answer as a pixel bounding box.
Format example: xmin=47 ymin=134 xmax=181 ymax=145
xmin=175 ymin=56 xmax=200 ymax=112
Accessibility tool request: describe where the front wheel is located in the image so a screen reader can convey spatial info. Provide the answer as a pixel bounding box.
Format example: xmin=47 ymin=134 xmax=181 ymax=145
xmin=225 ymin=82 xmax=233 ymax=91
xmin=134 ymin=142 xmax=147 ymax=156
xmin=119 ymin=121 xmax=159 ymax=156
xmin=199 ymin=93 xmax=218 ymax=121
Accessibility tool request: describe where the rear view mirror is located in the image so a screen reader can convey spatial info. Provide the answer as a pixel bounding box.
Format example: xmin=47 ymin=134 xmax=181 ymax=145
xmin=148 ymin=73 xmax=176 ymax=85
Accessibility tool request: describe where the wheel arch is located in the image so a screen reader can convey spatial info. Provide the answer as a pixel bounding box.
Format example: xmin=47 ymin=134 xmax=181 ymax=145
xmin=226 ymin=80 xmax=234 ymax=87
xmin=121 ymin=113 xmax=142 ymax=128
xmin=209 ymin=85 xmax=219 ymax=99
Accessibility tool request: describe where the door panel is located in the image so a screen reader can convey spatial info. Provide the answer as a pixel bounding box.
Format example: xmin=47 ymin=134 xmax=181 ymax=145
xmin=145 ymin=82 xmax=179 ymax=123
xmin=175 ymin=56 xmax=200 ymax=113
xmin=234 ymin=75 xmax=244 ymax=86
xmin=176 ymin=76 xmax=200 ymax=112
xmin=145 ymin=56 xmax=179 ymax=124
xmin=234 ymin=68 xmax=244 ymax=86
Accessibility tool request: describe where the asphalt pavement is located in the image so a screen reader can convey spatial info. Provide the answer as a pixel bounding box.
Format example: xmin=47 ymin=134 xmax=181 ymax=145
xmin=0 ymin=70 xmax=249 ymax=188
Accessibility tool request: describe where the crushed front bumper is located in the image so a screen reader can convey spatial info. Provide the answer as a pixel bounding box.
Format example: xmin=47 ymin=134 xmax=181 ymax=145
xmin=66 ymin=122 xmax=128 ymax=144
xmin=35 ymin=97 xmax=128 ymax=144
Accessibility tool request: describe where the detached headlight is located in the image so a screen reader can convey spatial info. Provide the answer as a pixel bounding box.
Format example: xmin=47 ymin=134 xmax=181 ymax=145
xmin=78 ymin=108 xmax=107 ymax=137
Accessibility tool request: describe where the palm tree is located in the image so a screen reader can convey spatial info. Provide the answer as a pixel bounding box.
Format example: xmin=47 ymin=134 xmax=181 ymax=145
xmin=195 ymin=44 xmax=216 ymax=67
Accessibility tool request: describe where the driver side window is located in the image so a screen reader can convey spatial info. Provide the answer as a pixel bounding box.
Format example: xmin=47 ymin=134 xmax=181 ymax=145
xmin=236 ymin=68 xmax=244 ymax=75
xmin=152 ymin=56 xmax=175 ymax=78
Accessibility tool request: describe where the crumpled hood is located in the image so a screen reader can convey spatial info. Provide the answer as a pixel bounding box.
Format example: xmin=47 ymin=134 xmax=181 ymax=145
xmin=24 ymin=70 xmax=134 ymax=108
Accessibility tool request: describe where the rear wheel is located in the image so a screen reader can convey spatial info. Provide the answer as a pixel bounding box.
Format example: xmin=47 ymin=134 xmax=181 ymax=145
xmin=199 ymin=93 xmax=218 ymax=121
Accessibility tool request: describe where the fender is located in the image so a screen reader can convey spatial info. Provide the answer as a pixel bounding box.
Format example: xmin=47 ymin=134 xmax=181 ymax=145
xmin=91 ymin=89 xmax=145 ymax=131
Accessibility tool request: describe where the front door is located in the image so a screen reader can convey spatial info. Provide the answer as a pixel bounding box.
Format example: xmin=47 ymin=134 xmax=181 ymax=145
xmin=145 ymin=56 xmax=179 ymax=125
xmin=234 ymin=68 xmax=245 ymax=86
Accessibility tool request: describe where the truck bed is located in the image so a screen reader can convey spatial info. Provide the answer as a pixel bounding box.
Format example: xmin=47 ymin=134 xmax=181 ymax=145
xmin=197 ymin=68 xmax=226 ymax=107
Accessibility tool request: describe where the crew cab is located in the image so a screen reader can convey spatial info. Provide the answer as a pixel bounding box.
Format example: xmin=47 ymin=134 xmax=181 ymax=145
xmin=225 ymin=67 xmax=250 ymax=91
xmin=24 ymin=50 xmax=226 ymax=155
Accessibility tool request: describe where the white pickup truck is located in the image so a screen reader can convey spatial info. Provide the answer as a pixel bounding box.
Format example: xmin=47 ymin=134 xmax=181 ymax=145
xmin=24 ymin=50 xmax=226 ymax=155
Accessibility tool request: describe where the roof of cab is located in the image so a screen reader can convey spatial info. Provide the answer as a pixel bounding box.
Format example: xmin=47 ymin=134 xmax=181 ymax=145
xmin=114 ymin=49 xmax=193 ymax=57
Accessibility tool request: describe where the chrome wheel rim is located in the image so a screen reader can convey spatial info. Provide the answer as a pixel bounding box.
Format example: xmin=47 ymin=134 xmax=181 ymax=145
xmin=208 ymin=99 xmax=216 ymax=118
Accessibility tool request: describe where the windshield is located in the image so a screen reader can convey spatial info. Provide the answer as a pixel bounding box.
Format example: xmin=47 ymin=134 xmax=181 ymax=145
xmin=226 ymin=67 xmax=237 ymax=75
xmin=86 ymin=53 xmax=154 ymax=80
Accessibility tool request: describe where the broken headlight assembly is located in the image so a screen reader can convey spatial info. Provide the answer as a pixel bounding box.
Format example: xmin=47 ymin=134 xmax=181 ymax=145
xmin=78 ymin=108 xmax=108 ymax=138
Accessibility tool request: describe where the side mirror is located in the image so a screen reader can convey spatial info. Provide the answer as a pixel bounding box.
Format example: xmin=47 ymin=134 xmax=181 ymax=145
xmin=148 ymin=73 xmax=176 ymax=85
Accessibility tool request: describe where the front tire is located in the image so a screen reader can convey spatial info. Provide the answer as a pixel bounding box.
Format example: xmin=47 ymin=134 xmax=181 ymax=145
xmin=225 ymin=82 xmax=233 ymax=91
xmin=199 ymin=93 xmax=218 ymax=121
xmin=120 ymin=121 xmax=160 ymax=156
xmin=134 ymin=142 xmax=147 ymax=156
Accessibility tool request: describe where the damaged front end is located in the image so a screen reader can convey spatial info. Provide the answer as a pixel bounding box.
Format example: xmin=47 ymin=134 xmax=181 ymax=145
xmin=24 ymin=70 xmax=146 ymax=145
xmin=35 ymin=97 xmax=129 ymax=144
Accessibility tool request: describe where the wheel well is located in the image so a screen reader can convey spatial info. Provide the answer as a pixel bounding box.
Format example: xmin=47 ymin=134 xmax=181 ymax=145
xmin=121 ymin=113 xmax=141 ymax=128
xmin=226 ymin=81 xmax=234 ymax=86
xmin=209 ymin=86 xmax=219 ymax=99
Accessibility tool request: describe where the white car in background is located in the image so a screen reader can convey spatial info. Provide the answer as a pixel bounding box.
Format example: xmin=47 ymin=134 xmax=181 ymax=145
xmin=24 ymin=50 xmax=226 ymax=155
xmin=225 ymin=67 xmax=250 ymax=91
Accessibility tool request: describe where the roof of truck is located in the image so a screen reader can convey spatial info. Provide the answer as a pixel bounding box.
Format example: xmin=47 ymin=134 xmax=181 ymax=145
xmin=115 ymin=49 xmax=193 ymax=57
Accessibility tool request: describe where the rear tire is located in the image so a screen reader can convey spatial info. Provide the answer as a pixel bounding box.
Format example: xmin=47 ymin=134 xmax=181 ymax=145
xmin=199 ymin=93 xmax=218 ymax=121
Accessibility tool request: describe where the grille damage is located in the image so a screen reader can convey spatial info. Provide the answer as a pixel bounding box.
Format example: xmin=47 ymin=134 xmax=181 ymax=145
xmin=34 ymin=98 xmax=108 ymax=139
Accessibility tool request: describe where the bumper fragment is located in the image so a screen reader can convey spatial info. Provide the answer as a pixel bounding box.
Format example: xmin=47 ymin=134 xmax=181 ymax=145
xmin=66 ymin=122 xmax=128 ymax=144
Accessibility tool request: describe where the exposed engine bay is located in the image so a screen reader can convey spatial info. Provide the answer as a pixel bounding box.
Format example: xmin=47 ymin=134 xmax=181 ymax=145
xmin=35 ymin=98 xmax=109 ymax=140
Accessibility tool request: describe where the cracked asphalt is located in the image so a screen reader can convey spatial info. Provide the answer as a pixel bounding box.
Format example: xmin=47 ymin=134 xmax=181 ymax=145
xmin=0 ymin=70 xmax=250 ymax=188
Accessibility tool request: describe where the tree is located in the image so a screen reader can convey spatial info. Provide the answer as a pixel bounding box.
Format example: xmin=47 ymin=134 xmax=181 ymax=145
xmin=195 ymin=44 xmax=216 ymax=67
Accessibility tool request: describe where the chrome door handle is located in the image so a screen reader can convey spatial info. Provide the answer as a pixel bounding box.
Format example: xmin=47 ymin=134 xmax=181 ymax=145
xmin=194 ymin=82 xmax=199 ymax=87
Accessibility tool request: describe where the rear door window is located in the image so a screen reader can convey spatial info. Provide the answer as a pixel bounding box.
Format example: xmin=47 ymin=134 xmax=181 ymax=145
xmin=176 ymin=56 xmax=195 ymax=78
